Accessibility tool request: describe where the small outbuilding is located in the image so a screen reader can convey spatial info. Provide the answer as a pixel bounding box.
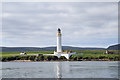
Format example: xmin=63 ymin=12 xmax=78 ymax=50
xmin=20 ymin=52 xmax=27 ymax=55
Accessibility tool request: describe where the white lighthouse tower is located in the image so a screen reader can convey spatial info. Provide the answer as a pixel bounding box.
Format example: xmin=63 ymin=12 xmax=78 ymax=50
xmin=57 ymin=28 xmax=62 ymax=52
xmin=53 ymin=28 xmax=77 ymax=59
xmin=44 ymin=28 xmax=77 ymax=59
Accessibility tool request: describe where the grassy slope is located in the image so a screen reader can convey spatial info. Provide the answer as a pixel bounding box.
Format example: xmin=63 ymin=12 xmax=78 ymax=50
xmin=1 ymin=51 xmax=53 ymax=57
xmin=1 ymin=50 xmax=119 ymax=57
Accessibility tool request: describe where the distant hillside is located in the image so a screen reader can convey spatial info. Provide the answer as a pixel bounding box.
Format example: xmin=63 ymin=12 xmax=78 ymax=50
xmin=107 ymin=44 xmax=120 ymax=50
xmin=0 ymin=46 xmax=105 ymax=52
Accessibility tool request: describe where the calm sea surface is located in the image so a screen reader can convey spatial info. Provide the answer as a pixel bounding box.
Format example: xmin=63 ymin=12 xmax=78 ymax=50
xmin=1 ymin=61 xmax=119 ymax=78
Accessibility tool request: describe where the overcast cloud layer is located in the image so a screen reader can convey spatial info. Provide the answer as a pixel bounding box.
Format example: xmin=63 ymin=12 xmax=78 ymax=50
xmin=2 ymin=2 xmax=118 ymax=48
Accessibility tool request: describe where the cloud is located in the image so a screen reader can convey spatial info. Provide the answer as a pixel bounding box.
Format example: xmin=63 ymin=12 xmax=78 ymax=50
xmin=2 ymin=2 xmax=118 ymax=47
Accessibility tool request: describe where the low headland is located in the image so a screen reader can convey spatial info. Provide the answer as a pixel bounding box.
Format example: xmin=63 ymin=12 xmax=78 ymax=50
xmin=1 ymin=50 xmax=120 ymax=62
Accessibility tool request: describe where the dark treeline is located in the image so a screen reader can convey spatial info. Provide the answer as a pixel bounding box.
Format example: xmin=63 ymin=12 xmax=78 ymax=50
xmin=1 ymin=55 xmax=120 ymax=62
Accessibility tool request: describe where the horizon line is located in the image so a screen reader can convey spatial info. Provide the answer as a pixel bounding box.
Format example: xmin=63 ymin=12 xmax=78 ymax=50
xmin=1 ymin=43 xmax=119 ymax=48
xmin=0 ymin=45 xmax=111 ymax=48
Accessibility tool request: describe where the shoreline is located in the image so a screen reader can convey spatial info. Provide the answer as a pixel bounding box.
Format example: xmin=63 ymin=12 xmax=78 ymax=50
xmin=2 ymin=54 xmax=120 ymax=62
xmin=2 ymin=59 xmax=120 ymax=62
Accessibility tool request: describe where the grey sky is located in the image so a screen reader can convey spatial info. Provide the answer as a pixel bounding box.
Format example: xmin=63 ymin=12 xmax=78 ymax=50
xmin=2 ymin=2 xmax=118 ymax=48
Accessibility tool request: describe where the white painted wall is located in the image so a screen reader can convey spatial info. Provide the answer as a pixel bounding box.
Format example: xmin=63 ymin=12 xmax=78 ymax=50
xmin=57 ymin=34 xmax=62 ymax=52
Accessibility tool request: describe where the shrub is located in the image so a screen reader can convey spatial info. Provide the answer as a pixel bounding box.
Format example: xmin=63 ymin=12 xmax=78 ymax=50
xmin=29 ymin=56 xmax=36 ymax=61
xmin=78 ymin=56 xmax=83 ymax=59
xmin=73 ymin=57 xmax=77 ymax=60
xmin=52 ymin=56 xmax=58 ymax=60
xmin=37 ymin=55 xmax=44 ymax=61
xmin=46 ymin=56 xmax=52 ymax=61
xmin=60 ymin=56 xmax=67 ymax=60
xmin=15 ymin=56 xmax=21 ymax=60
xmin=69 ymin=55 xmax=74 ymax=59
xmin=2 ymin=57 xmax=8 ymax=61
xmin=83 ymin=56 xmax=89 ymax=59
xmin=99 ymin=56 xmax=106 ymax=59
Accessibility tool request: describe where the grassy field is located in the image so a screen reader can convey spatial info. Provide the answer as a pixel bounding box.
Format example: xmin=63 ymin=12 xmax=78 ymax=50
xmin=0 ymin=51 xmax=53 ymax=57
xmin=1 ymin=50 xmax=119 ymax=57
xmin=72 ymin=50 xmax=119 ymax=54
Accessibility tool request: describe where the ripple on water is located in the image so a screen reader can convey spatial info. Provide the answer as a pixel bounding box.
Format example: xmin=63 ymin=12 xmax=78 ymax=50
xmin=1 ymin=68 xmax=20 ymax=70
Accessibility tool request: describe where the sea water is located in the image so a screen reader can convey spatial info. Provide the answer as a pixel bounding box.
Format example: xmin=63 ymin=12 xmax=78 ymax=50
xmin=1 ymin=61 xmax=119 ymax=78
